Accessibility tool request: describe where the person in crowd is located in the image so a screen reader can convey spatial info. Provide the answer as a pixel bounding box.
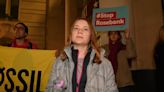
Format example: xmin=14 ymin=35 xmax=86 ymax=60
xmin=154 ymin=25 xmax=164 ymax=92
xmin=102 ymin=30 xmax=136 ymax=92
xmin=46 ymin=18 xmax=118 ymax=92
xmin=10 ymin=22 xmax=37 ymax=49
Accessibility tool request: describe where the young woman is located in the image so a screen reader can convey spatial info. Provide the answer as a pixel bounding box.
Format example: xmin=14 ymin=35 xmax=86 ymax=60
xmin=102 ymin=30 xmax=136 ymax=92
xmin=46 ymin=18 xmax=118 ymax=92
xmin=107 ymin=31 xmax=126 ymax=74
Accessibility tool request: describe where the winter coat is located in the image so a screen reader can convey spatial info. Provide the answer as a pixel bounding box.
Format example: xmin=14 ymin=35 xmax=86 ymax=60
xmin=102 ymin=38 xmax=136 ymax=87
xmin=46 ymin=46 xmax=118 ymax=92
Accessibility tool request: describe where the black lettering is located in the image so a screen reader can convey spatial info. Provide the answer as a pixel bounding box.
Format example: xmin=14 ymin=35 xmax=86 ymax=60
xmin=30 ymin=71 xmax=35 ymax=92
xmin=0 ymin=67 xmax=5 ymax=86
xmin=36 ymin=71 xmax=41 ymax=92
xmin=16 ymin=69 xmax=29 ymax=92
xmin=5 ymin=68 xmax=16 ymax=91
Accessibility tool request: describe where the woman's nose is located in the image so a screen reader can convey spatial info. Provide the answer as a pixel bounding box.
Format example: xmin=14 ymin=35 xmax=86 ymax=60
xmin=77 ymin=28 xmax=83 ymax=34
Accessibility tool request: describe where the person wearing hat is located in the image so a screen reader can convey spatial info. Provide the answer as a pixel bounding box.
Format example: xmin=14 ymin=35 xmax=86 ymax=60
xmin=10 ymin=22 xmax=38 ymax=49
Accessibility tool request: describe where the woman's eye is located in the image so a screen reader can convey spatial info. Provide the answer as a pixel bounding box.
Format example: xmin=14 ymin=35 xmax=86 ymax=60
xmin=73 ymin=28 xmax=78 ymax=31
xmin=84 ymin=28 xmax=88 ymax=31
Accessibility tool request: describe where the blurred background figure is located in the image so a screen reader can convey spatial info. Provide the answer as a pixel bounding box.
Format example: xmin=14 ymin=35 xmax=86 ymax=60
xmin=10 ymin=22 xmax=38 ymax=49
xmin=154 ymin=25 xmax=164 ymax=92
xmin=102 ymin=30 xmax=136 ymax=92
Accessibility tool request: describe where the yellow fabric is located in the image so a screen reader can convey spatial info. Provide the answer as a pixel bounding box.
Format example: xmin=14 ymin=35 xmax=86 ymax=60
xmin=0 ymin=46 xmax=55 ymax=92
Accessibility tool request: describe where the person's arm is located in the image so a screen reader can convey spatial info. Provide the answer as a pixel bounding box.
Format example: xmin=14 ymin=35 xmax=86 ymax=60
xmin=124 ymin=29 xmax=136 ymax=59
xmin=46 ymin=57 xmax=66 ymax=92
xmin=46 ymin=58 xmax=58 ymax=92
xmin=103 ymin=58 xmax=119 ymax=92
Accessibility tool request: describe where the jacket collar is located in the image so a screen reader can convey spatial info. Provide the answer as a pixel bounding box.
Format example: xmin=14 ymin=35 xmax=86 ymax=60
xmin=64 ymin=45 xmax=106 ymax=62
xmin=63 ymin=45 xmax=107 ymax=85
xmin=64 ymin=45 xmax=96 ymax=65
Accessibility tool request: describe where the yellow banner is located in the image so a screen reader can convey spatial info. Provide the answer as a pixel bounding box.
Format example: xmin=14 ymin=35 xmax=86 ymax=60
xmin=0 ymin=46 xmax=56 ymax=92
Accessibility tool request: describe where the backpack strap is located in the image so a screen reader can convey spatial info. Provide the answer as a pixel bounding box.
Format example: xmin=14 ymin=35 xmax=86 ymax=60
xmin=28 ymin=42 xmax=32 ymax=49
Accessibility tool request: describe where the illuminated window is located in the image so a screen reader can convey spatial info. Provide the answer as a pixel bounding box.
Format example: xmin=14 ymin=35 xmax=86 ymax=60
xmin=0 ymin=0 xmax=19 ymax=20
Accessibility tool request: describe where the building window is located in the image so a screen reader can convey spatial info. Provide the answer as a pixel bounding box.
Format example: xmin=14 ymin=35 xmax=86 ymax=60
xmin=0 ymin=0 xmax=19 ymax=20
xmin=0 ymin=0 xmax=6 ymax=18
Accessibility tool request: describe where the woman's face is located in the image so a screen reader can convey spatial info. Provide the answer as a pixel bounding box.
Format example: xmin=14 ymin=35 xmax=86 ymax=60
xmin=109 ymin=31 xmax=120 ymax=42
xmin=71 ymin=20 xmax=91 ymax=46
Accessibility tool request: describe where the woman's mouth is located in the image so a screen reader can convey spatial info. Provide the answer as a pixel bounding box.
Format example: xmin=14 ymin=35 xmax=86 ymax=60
xmin=76 ymin=36 xmax=83 ymax=39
